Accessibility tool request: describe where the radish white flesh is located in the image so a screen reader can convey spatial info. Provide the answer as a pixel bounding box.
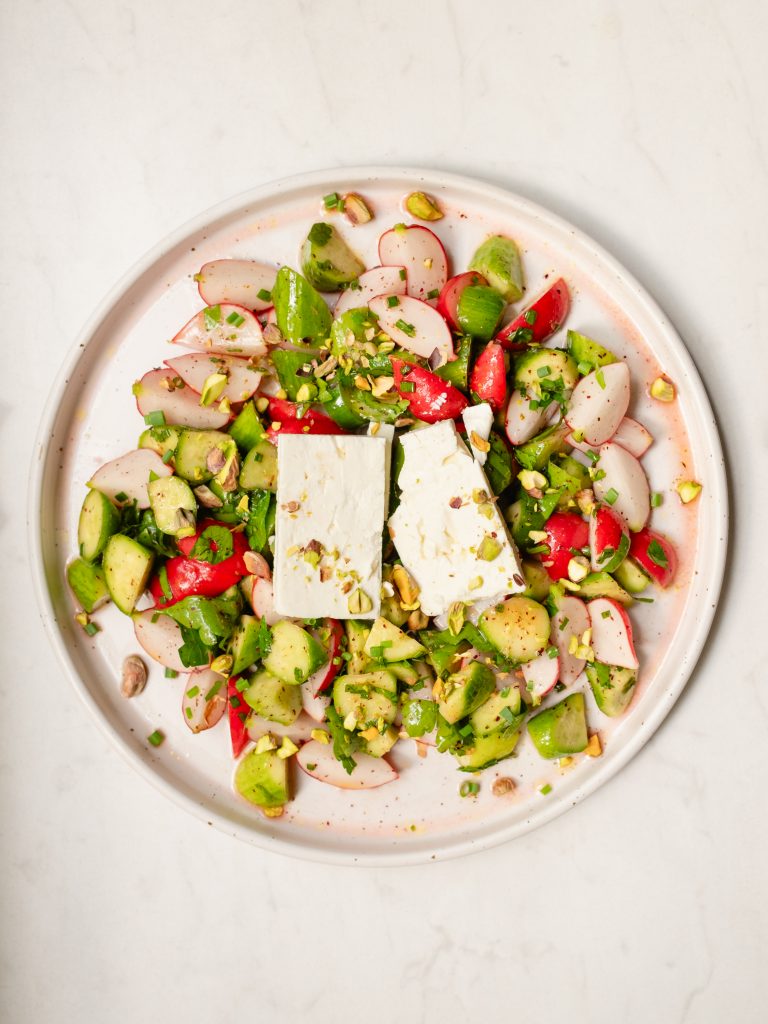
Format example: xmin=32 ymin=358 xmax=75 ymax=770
xmin=296 ymin=740 xmax=397 ymax=790
xmin=133 ymin=609 xmax=189 ymax=672
xmin=565 ymin=362 xmax=631 ymax=446
xmin=165 ymin=353 xmax=262 ymax=404
xmin=588 ymin=598 xmax=639 ymax=670
xmin=612 ymin=416 xmax=653 ymax=458
xmin=368 ymin=294 xmax=453 ymax=364
xmin=505 ymin=389 xmax=551 ymax=445
xmin=197 ymin=259 xmax=276 ymax=311
xmin=182 ymin=669 xmax=227 ymax=733
xmin=522 ymin=651 xmax=560 ymax=702
xmin=594 ymin=442 xmax=651 ymax=532
xmin=378 ymin=225 xmax=447 ymax=304
xmin=247 ymin=713 xmax=318 ymax=744
xmin=550 ymin=596 xmax=591 ymax=686
xmin=135 ymin=369 xmax=230 ymax=429
xmin=301 ymin=682 xmax=331 ymax=722
xmin=334 ymin=266 xmax=406 ymax=316
xmin=172 ymin=304 xmax=266 ymax=359
xmin=89 ymin=449 xmax=171 ymax=509
xmin=245 ymin=576 xmax=280 ymax=626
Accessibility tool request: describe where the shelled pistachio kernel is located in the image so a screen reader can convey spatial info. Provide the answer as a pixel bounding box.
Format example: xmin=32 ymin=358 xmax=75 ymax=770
xmin=343 ymin=192 xmax=373 ymax=225
xmin=677 ymin=480 xmax=702 ymax=504
xmin=405 ymin=191 xmax=443 ymax=221
xmin=650 ymin=376 xmax=675 ymax=402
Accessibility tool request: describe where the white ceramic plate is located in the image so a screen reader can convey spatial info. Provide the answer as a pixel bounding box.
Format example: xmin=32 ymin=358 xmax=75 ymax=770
xmin=30 ymin=168 xmax=727 ymax=865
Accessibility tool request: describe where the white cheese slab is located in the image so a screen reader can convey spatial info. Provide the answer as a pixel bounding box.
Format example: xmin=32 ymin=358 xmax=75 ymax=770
xmin=273 ymin=434 xmax=387 ymax=619
xmin=388 ymin=420 xmax=525 ymax=617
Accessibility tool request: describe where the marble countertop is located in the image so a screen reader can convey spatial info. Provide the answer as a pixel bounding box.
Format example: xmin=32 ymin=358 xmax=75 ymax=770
xmin=2 ymin=2 xmax=766 ymax=1021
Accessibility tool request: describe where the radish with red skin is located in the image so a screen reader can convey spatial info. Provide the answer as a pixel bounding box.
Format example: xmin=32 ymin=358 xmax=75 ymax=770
xmin=301 ymin=685 xmax=330 ymax=723
xmin=505 ymin=389 xmax=552 ymax=445
xmin=171 ymin=303 xmax=266 ymax=359
xmin=436 ymin=271 xmax=487 ymax=330
xmin=593 ymin=442 xmax=651 ymax=532
xmin=590 ymin=505 xmax=630 ymax=572
xmin=228 ymin=677 xmax=249 ymax=758
xmin=368 ymin=293 xmax=453 ymax=365
xmin=89 ymin=448 xmax=172 ymax=509
xmin=378 ymin=224 xmax=447 ymax=303
xmin=197 ymin=259 xmax=277 ymax=311
xmin=182 ymin=669 xmax=227 ymax=733
xmin=565 ymin=361 xmax=631 ymax=446
xmin=150 ymin=521 xmax=250 ymax=607
xmin=541 ymin=512 xmax=590 ymax=581
xmin=296 ymin=739 xmax=398 ymax=790
xmin=244 ymin=576 xmax=280 ymax=625
xmin=588 ymin=598 xmax=639 ymax=670
xmin=164 ymin=353 xmax=262 ymax=405
xmin=134 ymin=369 xmax=230 ymax=430
xmin=469 ymin=342 xmax=507 ymax=411
xmin=522 ymin=651 xmax=560 ymax=703
xmin=334 ymin=266 xmax=406 ymax=316
xmin=307 ymin=619 xmax=344 ymax=696
xmin=133 ymin=608 xmax=190 ymax=672
xmin=612 ymin=417 xmax=653 ymax=458
xmin=390 ymin=358 xmax=468 ymax=422
xmin=629 ymin=528 xmax=677 ymax=588
xmin=497 ymin=276 xmax=571 ymax=349
xmin=265 ymin=398 xmax=348 ymax=441
xmin=550 ymin=595 xmax=591 ymax=686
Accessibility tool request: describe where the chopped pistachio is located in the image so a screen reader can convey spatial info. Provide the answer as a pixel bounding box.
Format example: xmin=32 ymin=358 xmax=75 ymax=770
xmin=470 ymin=431 xmax=491 ymax=453
xmin=310 ymin=729 xmax=330 ymax=744
xmin=354 ymin=375 xmax=371 ymax=391
xmin=347 ymin=587 xmax=373 ymax=615
xmin=199 ymin=372 xmax=228 ymax=407
xmin=528 ymin=530 xmax=549 ymax=544
xmin=585 ymin=733 xmax=603 ymax=757
xmin=518 ymin=469 xmax=548 ymax=492
xmin=407 ymin=608 xmax=429 ymax=631
xmin=468 ymin=575 xmax=484 ymax=591
xmin=405 ymin=191 xmax=444 ymax=221
xmin=677 ymin=480 xmax=702 ymax=504
xmin=255 ymin=396 xmax=269 ymax=413
xmin=343 ymin=192 xmax=373 ymax=225
xmin=295 ymin=382 xmax=316 ymax=403
xmin=447 ymin=601 xmax=466 ymax=636
xmin=392 ymin=565 xmax=420 ymax=606
xmin=343 ymin=710 xmax=360 ymax=731
xmin=477 ymin=535 xmax=503 ymax=562
xmin=567 ymin=555 xmax=590 ymax=583
xmin=360 ymin=726 xmax=379 ymax=741
xmin=650 ymin=376 xmax=675 ymax=402
xmin=255 ymin=734 xmax=277 ymax=754
xmin=277 ymin=737 xmax=299 ymax=759
xmin=262 ymin=806 xmax=284 ymax=818
xmin=210 ymin=654 xmax=233 ymax=676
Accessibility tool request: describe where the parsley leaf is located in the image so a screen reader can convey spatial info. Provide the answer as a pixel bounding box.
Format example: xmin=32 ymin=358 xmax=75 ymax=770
xmin=191 ymin=524 xmax=234 ymax=564
xmin=325 ymin=705 xmax=359 ymax=775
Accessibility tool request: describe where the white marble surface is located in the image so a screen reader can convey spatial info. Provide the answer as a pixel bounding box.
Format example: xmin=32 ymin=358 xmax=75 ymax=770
xmin=1 ymin=1 xmax=766 ymax=1021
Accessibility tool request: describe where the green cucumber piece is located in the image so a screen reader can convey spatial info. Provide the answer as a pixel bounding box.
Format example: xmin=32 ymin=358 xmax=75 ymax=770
xmin=479 ymin=596 xmax=550 ymax=664
xmin=333 ymin=670 xmax=399 ymax=727
xmin=469 ymin=687 xmax=523 ymax=737
xmin=66 ymin=558 xmax=109 ymax=613
xmin=102 ymin=534 xmax=154 ymax=615
xmin=527 ymin=692 xmax=588 ymax=758
xmin=78 ymin=489 xmax=120 ymax=562
xmin=360 ymin=724 xmax=399 ymax=757
xmin=515 ymin=424 xmax=570 ymax=472
xmin=613 ymin=558 xmax=651 ymax=595
xmin=438 ymin=661 xmax=496 ymax=725
xmin=174 ymin=429 xmax=235 ymax=484
xmin=515 ymin=348 xmax=579 ymax=392
xmin=576 ymin=572 xmax=633 ymax=605
xmin=138 ymin=425 xmax=181 ymax=459
xmin=567 ymin=330 xmax=617 ymax=370
xmin=434 ymin=333 xmax=472 ymax=391
xmin=548 ymin=453 xmax=590 ymax=502
xmin=243 ymin=668 xmax=302 ymax=725
xmin=386 ymin=661 xmax=420 ymax=686
xmin=485 ymin=431 xmax=515 ymax=496
xmin=234 ymin=748 xmax=289 ymax=809
xmin=230 ymin=614 xmax=264 ymax=675
xmin=469 ymin=235 xmax=524 ymax=302
xmin=239 ymin=439 xmax=278 ymax=491
xmin=272 ymin=266 xmax=332 ymax=346
xmin=344 ymin=620 xmax=372 ymax=673
xmin=457 ymin=285 xmax=506 ymax=341
xmin=363 ymin=617 xmax=426 ymax=662
xmin=271 ymin=349 xmax=319 ymax=401
xmin=263 ymin=621 xmax=327 ymax=685
xmin=401 ymin=697 xmax=438 ymax=737
xmin=521 ymin=559 xmax=551 ymax=601
xmin=300 ymin=222 xmax=365 ymax=292
xmin=586 ymin=662 xmax=637 ymax=717
xmin=148 ymin=476 xmax=197 ymax=538
xmin=329 ymin=307 xmax=383 ymax=366
xmin=229 ymin=401 xmax=266 ymax=451
xmin=458 ymin=728 xmax=520 ymax=771
xmin=324 ymin=384 xmax=368 ymax=430
xmin=345 ymin=385 xmax=406 ymax=424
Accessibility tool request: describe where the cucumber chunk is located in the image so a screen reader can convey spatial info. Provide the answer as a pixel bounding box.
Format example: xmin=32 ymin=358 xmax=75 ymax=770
xmin=138 ymin=424 xmax=181 ymax=459
xmin=515 ymin=424 xmax=569 ymax=471
xmin=386 ymin=661 xmax=420 ymax=686
xmin=458 ymin=728 xmax=520 ymax=771
xmin=469 ymin=687 xmax=523 ymax=737
xmin=527 ymin=692 xmax=588 ymax=758
xmin=333 ymin=670 xmax=399 ymax=727
xmin=234 ymin=748 xmax=289 ymax=809
xmin=239 ymin=440 xmax=278 ymax=491
xmin=102 ymin=534 xmax=154 ymax=615
xmin=586 ymin=661 xmax=637 ymax=717
xmin=567 ymin=330 xmax=617 ymax=370
xmin=230 ymin=614 xmax=263 ymax=675
xmin=438 ymin=661 xmax=495 ymax=725
xmin=243 ymin=668 xmax=302 ymax=725
xmin=613 ymin=558 xmax=651 ymax=595
xmin=469 ymin=235 xmax=524 ymax=302
xmin=344 ymin=620 xmax=372 ymax=673
xmin=78 ymin=489 xmax=120 ymax=561
xmin=174 ymin=429 xmax=235 ymax=484
xmin=515 ymin=348 xmax=579 ymax=392
xmin=479 ymin=596 xmax=550 ymax=663
xmin=577 ymin=571 xmax=633 ymax=605
xmin=363 ymin=617 xmax=426 ymax=662
xmin=521 ymin=559 xmax=551 ymax=601
xmin=263 ymin=621 xmax=327 ymax=685
xmin=229 ymin=401 xmax=266 ymax=451
xmin=456 ymin=285 xmax=506 ymax=341
xmin=66 ymin=558 xmax=109 ymax=613
xmin=148 ymin=475 xmax=197 ymax=538
xmin=300 ymin=222 xmax=366 ymax=292
xmin=360 ymin=724 xmax=399 ymax=758
xmin=272 ymin=266 xmax=332 ymax=346
xmin=548 ymin=453 xmax=590 ymax=502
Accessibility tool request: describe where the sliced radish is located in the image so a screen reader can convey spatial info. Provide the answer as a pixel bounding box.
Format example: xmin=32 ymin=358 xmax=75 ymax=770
xmin=613 ymin=416 xmax=653 ymax=458
xmin=368 ymin=294 xmax=453 ymax=365
xmin=134 ymin=369 xmax=230 ymax=429
xmin=522 ymin=651 xmax=560 ymax=702
xmin=334 ymin=265 xmax=406 ymax=316
xmin=565 ymin=431 xmax=599 ymax=458
xmin=197 ymin=259 xmax=276 ymax=311
xmin=378 ymin=225 xmax=447 ymax=304
xmin=164 ymin=353 xmax=262 ymax=404
xmin=542 ymin=512 xmax=590 ymax=581
xmin=505 ymin=389 xmax=552 ymax=445
xmin=629 ymin=528 xmax=677 ymax=588
xmin=588 ymin=598 xmax=639 ymax=670
xmin=296 ymin=740 xmax=397 ymax=790
xmin=243 ymin=576 xmax=280 ymax=625
xmin=171 ymin=304 xmax=266 ymax=359
xmin=89 ymin=448 xmax=172 ymax=508
xmin=497 ymin=277 xmax=571 ymax=349
xmin=246 ymin=713 xmax=318 ymax=744
xmin=550 ymin=595 xmax=591 ymax=686
xmin=182 ymin=669 xmax=227 ymax=733
xmin=436 ymin=271 xmax=487 ymax=330
xmin=565 ymin=362 xmax=631 ymax=446
xmin=133 ymin=608 xmax=189 ymax=672
xmin=589 ymin=505 xmax=630 ymax=572
xmin=301 ymin=684 xmax=330 ymax=723
xmin=594 ymin=442 xmax=651 ymax=532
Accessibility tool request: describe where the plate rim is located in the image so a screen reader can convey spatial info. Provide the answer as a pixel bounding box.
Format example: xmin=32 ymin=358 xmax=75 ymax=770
xmin=28 ymin=165 xmax=729 ymax=865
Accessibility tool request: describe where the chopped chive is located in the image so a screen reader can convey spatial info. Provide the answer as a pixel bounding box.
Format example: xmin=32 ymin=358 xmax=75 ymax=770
xmin=294 ymin=667 xmax=303 ymax=682
xmin=306 ymin=763 xmax=317 ymax=771
xmin=651 ymin=492 xmax=663 ymax=508
xmin=204 ymin=679 xmax=224 ymax=701
xmin=235 ymin=677 xmax=249 ymax=692
xmin=162 ymin=449 xmax=174 ymax=464
xmin=400 ymin=381 xmax=415 ymax=393
xmin=595 ymin=369 xmax=606 ymax=389
xmin=528 ymin=399 xmax=540 ymax=411
xmin=164 ymin=668 xmax=178 ymax=678
xmin=500 ymin=706 xmax=517 ymax=725
xmin=386 ymin=295 xmax=400 ymax=308
xmin=150 ymin=612 xmax=160 ymax=623
xmin=185 ymin=707 xmax=193 ymax=719
xmin=527 ymin=543 xmax=550 ymax=555
xmin=186 ymin=685 xmax=200 ymax=698
xmin=83 ymin=621 xmax=100 ymax=637
xmin=114 ymin=491 xmax=128 ymax=502
xmin=147 ymin=729 xmax=165 ymax=747
xmin=586 ymin=449 xmax=600 ymax=464
xmin=539 ymin=783 xmax=552 ymax=795
xmin=459 ymin=723 xmax=474 ymax=737
xmin=143 ymin=410 xmax=166 ymax=427
xmin=427 ymin=288 xmax=440 ymax=300
xmin=323 ymin=192 xmax=339 ymax=209
xmin=395 ymin=319 xmax=416 ymax=337
xmin=524 ymin=309 xmax=538 ymax=325
xmin=226 ymin=311 xmax=246 ymax=327
xmin=459 ymin=780 xmax=480 ymax=797
xmin=577 ymin=360 xmax=593 ymax=376
xmin=592 ymin=469 xmax=606 ymax=481
xmin=546 ymin=645 xmax=558 ymax=658
xmin=398 ymin=268 xmax=407 ymax=281
xmin=536 ymin=365 xmax=551 ymax=378
xmin=203 ymin=305 xmax=222 ymax=328
xmin=604 ymin=487 xmax=619 ymax=505
xmin=229 ymin=695 xmax=241 ymax=708
xmin=257 ymin=288 xmax=272 ymax=303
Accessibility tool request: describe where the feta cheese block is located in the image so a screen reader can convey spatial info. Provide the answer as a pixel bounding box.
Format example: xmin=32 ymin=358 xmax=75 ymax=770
xmin=388 ymin=420 xmax=525 ymax=617
xmin=273 ymin=434 xmax=388 ymax=619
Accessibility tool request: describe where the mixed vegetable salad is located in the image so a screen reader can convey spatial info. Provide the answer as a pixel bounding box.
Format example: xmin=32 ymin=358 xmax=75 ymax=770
xmin=67 ymin=188 xmax=702 ymax=817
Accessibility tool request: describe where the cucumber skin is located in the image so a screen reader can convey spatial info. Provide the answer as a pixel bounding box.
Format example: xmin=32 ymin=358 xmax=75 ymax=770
xmin=458 ymin=727 xmax=521 ymax=771
xmin=229 ymin=402 xmax=266 ymax=451
xmin=438 ymin=662 xmax=496 ymax=725
xmin=333 ymin=671 xmax=399 ymax=727
xmin=272 ymin=266 xmax=332 ymax=347
xmin=78 ymin=489 xmax=120 ymax=562
xmin=456 ymin=285 xmax=506 ymax=341
xmin=515 ymin=424 xmax=569 ymax=472
xmin=527 ymin=692 xmax=588 ymax=758
xmin=263 ymin=621 xmax=327 ymax=685
xmin=234 ymin=748 xmax=289 ymax=809
xmin=567 ymin=330 xmax=617 ymax=369
xmin=102 ymin=534 xmax=154 ymax=615
xmin=244 ymin=669 xmax=302 ymax=725
xmin=587 ymin=662 xmax=637 ymax=717
xmin=469 ymin=235 xmax=524 ymax=302
xmin=515 ymin=349 xmax=579 ymax=392
xmin=300 ymin=224 xmax=365 ymax=292
xmin=239 ymin=440 xmax=278 ymax=491
xmin=479 ymin=596 xmax=551 ymax=664
xmin=67 ymin=558 xmax=109 ymax=614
